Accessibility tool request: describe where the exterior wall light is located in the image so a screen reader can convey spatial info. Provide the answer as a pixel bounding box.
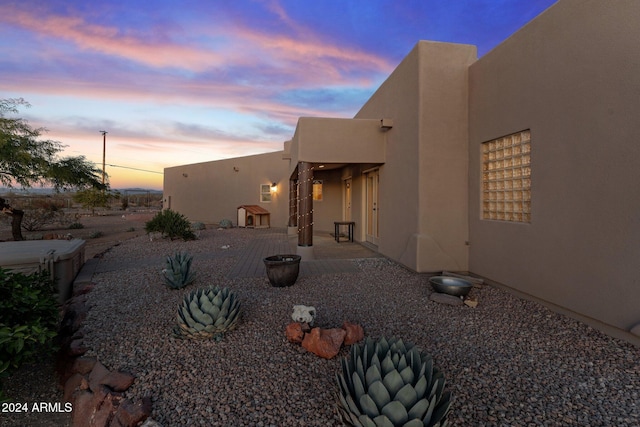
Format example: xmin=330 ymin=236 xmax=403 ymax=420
xmin=271 ymin=182 xmax=278 ymax=192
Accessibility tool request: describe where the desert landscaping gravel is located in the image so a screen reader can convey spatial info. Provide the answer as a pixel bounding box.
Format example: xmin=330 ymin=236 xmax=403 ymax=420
xmin=74 ymin=227 xmax=640 ymax=426
xmin=4 ymin=225 xmax=638 ymax=426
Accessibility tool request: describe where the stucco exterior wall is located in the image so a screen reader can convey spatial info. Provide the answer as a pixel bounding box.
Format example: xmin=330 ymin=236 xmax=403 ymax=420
xmin=468 ymin=0 xmax=640 ymax=336
xmin=356 ymin=41 xmax=476 ymax=272
xmin=163 ymin=151 xmax=290 ymax=226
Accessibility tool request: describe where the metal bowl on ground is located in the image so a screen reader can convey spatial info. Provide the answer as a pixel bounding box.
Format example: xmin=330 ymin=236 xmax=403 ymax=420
xmin=429 ymin=276 xmax=472 ymax=297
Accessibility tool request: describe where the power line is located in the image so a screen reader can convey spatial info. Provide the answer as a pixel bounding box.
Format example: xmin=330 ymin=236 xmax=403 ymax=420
xmin=105 ymin=164 xmax=164 ymax=174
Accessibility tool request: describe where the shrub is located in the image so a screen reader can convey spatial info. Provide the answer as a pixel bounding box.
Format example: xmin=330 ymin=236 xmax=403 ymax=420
xmin=145 ymin=209 xmax=196 ymax=241
xmin=0 ymin=268 xmax=59 ymax=380
xmin=68 ymin=222 xmax=84 ymax=229
xmin=89 ymin=231 xmax=104 ymax=239
xmin=218 ymin=218 xmax=232 ymax=229
xmin=191 ymin=222 xmax=206 ymax=230
xmin=21 ymin=208 xmax=61 ymax=232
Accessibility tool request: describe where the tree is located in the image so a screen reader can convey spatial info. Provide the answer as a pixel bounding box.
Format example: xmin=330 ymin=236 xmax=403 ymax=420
xmin=0 ymin=98 xmax=105 ymax=240
xmin=73 ymin=188 xmax=120 ymax=215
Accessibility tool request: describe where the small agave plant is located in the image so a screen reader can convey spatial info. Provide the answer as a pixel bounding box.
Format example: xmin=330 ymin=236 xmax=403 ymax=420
xmin=163 ymin=251 xmax=196 ymax=289
xmin=336 ymin=336 xmax=453 ymax=427
xmin=173 ymin=286 xmax=241 ymax=340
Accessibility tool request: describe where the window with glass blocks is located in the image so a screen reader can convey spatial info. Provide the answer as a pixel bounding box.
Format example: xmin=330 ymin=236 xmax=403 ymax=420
xmin=482 ymin=130 xmax=531 ymax=222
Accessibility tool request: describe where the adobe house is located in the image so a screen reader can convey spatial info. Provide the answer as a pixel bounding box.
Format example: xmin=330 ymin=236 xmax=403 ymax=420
xmin=164 ymin=0 xmax=640 ymax=344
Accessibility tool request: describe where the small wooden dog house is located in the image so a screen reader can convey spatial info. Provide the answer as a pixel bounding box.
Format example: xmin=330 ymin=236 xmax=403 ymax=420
xmin=237 ymin=205 xmax=270 ymax=228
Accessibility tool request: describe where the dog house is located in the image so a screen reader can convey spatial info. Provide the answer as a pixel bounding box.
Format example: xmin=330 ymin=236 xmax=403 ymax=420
xmin=237 ymin=205 xmax=271 ymax=228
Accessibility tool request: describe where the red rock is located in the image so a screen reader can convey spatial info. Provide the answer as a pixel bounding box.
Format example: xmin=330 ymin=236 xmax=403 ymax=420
xmin=91 ymin=389 xmax=122 ymax=427
xmin=302 ymin=327 xmax=346 ymax=359
xmin=88 ymin=361 xmax=111 ymax=393
xmin=342 ymin=321 xmax=364 ymax=345
xmin=102 ymin=371 xmax=136 ymax=392
xmin=63 ymin=373 xmax=84 ymax=403
xmin=72 ymin=356 xmax=97 ymax=375
xmin=285 ymin=322 xmax=310 ymax=344
xmin=71 ymin=390 xmax=95 ymax=426
xmin=68 ymin=338 xmax=89 ymax=356
xmin=114 ymin=396 xmax=153 ymax=426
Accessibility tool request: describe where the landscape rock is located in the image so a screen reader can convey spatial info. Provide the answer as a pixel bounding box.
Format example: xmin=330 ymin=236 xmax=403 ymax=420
xmin=68 ymin=338 xmax=89 ymax=356
xmin=72 ymin=356 xmax=97 ymax=375
xmin=71 ymin=390 xmax=95 ymax=426
xmin=302 ymin=327 xmax=346 ymax=359
xmin=88 ymin=361 xmax=111 ymax=392
xmin=102 ymin=371 xmax=136 ymax=392
xmin=429 ymin=292 xmax=464 ymax=306
xmin=114 ymin=396 xmax=153 ymax=426
xmin=64 ymin=373 xmax=85 ymax=403
xmin=285 ymin=322 xmax=309 ymax=344
xmin=342 ymin=321 xmax=364 ymax=345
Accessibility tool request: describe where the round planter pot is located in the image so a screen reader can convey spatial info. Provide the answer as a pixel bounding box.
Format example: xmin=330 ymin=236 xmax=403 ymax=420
xmin=263 ymin=254 xmax=301 ymax=287
xmin=429 ymin=276 xmax=472 ymax=297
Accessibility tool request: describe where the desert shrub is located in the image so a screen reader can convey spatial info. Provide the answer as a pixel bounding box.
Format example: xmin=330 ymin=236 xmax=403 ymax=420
xmin=0 ymin=268 xmax=59 ymax=381
xmin=191 ymin=222 xmax=206 ymax=230
xmin=145 ymin=209 xmax=196 ymax=241
xmin=218 ymin=218 xmax=233 ymax=229
xmin=68 ymin=222 xmax=84 ymax=229
xmin=125 ymin=227 xmax=136 ymax=232
xmin=89 ymin=231 xmax=104 ymax=239
xmin=20 ymin=208 xmax=59 ymax=231
xmin=20 ymin=198 xmax=67 ymax=231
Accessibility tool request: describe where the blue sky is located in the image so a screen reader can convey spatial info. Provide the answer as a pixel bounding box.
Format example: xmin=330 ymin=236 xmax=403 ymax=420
xmin=0 ymin=0 xmax=557 ymax=189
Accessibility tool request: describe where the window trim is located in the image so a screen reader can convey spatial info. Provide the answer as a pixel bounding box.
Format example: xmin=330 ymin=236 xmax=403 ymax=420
xmin=260 ymin=183 xmax=272 ymax=203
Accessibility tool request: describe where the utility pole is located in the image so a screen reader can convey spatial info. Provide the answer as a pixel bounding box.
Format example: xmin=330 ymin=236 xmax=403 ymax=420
xmin=99 ymin=130 xmax=107 ymax=185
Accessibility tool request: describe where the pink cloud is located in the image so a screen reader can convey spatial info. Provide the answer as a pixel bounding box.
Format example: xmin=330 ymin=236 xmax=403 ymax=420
xmin=0 ymin=4 xmax=223 ymax=71
xmin=0 ymin=3 xmax=392 ymax=87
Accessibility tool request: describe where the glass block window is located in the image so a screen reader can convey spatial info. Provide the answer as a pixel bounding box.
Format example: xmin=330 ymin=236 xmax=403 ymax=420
xmin=482 ymin=130 xmax=531 ymax=222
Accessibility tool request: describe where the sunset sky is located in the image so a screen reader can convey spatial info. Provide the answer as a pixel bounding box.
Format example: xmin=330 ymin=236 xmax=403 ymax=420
xmin=1 ymin=0 xmax=557 ymax=190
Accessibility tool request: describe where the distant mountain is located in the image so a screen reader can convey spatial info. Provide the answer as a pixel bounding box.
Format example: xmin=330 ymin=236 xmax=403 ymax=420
xmin=118 ymin=188 xmax=163 ymax=194
xmin=1 ymin=187 xmax=163 ymax=196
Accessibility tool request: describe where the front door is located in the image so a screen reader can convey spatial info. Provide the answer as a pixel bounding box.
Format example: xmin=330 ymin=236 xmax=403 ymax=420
xmin=365 ymin=170 xmax=379 ymax=245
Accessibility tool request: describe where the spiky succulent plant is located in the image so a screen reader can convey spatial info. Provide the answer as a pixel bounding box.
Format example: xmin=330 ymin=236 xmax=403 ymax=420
xmin=173 ymin=286 xmax=240 ymax=340
xmin=336 ymin=337 xmax=453 ymax=427
xmin=163 ymin=251 xmax=196 ymax=289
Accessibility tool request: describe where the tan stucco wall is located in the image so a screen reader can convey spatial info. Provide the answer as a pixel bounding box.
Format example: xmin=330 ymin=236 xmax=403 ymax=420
xmin=163 ymin=151 xmax=290 ymax=226
xmin=356 ymin=41 xmax=476 ymax=272
xmin=468 ymin=0 xmax=640 ymax=336
xmin=311 ymin=168 xmax=344 ymax=233
xmin=288 ymin=117 xmax=386 ymax=177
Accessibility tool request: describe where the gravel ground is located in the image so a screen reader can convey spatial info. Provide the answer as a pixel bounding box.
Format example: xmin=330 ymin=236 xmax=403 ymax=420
xmin=75 ymin=228 xmax=639 ymax=426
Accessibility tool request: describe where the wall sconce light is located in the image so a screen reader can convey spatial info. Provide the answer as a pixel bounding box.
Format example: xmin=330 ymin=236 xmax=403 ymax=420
xmin=182 ymin=173 xmax=188 ymax=178
xmin=233 ymin=166 xmax=239 ymax=172
xmin=380 ymin=118 xmax=394 ymax=131
xmin=270 ymin=182 xmax=278 ymax=192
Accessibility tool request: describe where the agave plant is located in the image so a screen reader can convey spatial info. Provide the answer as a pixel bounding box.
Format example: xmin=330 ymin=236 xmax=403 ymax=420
xmin=163 ymin=251 xmax=196 ymax=289
xmin=173 ymin=286 xmax=241 ymax=340
xmin=336 ymin=337 xmax=453 ymax=427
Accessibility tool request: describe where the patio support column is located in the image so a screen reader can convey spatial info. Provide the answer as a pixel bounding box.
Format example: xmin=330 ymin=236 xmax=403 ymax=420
xmin=297 ymin=162 xmax=315 ymax=259
xmin=288 ymin=179 xmax=298 ymax=235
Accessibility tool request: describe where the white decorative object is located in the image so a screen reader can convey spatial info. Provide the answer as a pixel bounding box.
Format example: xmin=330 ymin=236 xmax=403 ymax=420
xmin=291 ymin=305 xmax=316 ymax=325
